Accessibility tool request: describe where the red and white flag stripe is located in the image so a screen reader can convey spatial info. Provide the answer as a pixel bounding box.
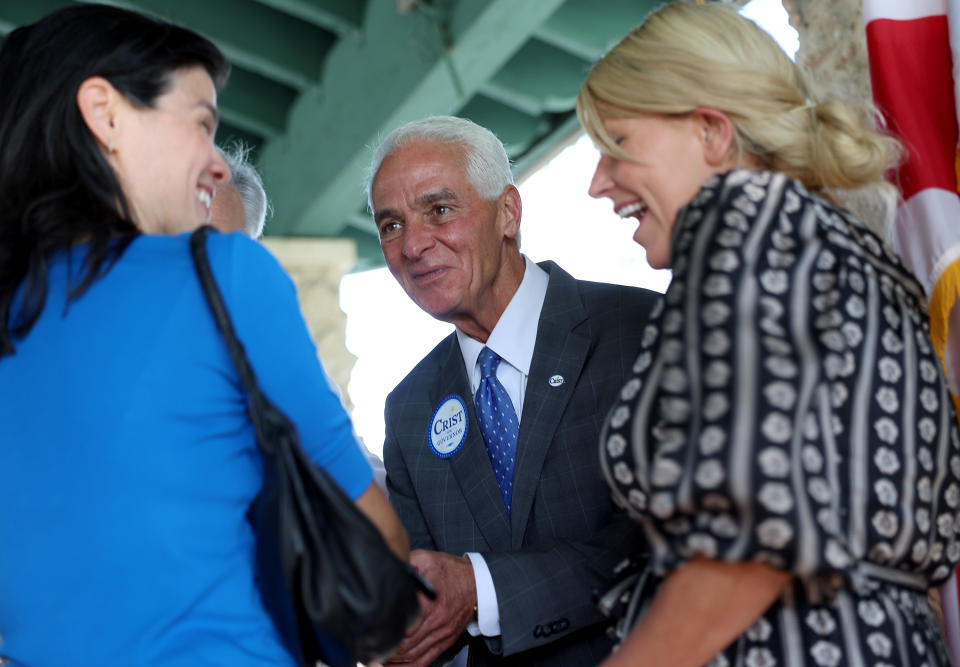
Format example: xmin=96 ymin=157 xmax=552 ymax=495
xmin=865 ymin=1 xmax=960 ymax=662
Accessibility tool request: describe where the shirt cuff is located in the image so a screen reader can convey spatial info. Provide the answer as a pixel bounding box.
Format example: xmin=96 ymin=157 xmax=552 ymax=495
xmin=464 ymin=552 xmax=501 ymax=637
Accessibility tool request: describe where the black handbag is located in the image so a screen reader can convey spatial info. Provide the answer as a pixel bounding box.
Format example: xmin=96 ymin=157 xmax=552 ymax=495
xmin=595 ymin=558 xmax=655 ymax=645
xmin=190 ymin=226 xmax=434 ymax=667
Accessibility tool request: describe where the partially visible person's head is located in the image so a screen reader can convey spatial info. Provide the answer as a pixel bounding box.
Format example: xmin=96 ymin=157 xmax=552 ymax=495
xmin=212 ymin=144 xmax=268 ymax=238
xmin=0 ymin=4 xmax=229 ymax=356
xmin=367 ymin=117 xmax=524 ymax=340
xmin=577 ymin=1 xmax=902 ymax=265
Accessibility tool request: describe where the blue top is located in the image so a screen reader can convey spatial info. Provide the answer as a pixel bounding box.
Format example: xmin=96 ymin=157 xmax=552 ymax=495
xmin=0 ymin=232 xmax=373 ymax=665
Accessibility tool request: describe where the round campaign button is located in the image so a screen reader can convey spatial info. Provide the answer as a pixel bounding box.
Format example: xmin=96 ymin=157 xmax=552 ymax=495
xmin=428 ymin=394 xmax=468 ymax=458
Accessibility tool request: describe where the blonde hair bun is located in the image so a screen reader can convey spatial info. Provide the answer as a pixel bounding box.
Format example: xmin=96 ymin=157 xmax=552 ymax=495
xmin=577 ymin=1 xmax=902 ymax=207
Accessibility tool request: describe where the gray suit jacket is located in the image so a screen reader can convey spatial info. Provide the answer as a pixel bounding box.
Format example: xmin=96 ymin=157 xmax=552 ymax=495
xmin=384 ymin=261 xmax=658 ymax=666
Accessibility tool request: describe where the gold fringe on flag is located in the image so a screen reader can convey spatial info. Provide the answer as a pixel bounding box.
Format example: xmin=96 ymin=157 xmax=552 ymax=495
xmin=928 ymin=255 xmax=960 ymax=369
xmin=927 ymin=257 xmax=960 ymax=427
xmin=943 ymin=150 xmax=960 ymax=423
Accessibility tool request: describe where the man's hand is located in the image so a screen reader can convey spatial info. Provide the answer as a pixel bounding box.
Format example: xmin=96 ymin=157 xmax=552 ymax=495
xmin=386 ymin=549 xmax=478 ymax=666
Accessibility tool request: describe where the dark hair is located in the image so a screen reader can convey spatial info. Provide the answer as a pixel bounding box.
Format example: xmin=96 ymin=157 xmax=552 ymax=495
xmin=0 ymin=4 xmax=229 ymax=357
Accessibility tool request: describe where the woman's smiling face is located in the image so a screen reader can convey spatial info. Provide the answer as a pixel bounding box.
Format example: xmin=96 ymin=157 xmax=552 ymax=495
xmin=109 ymin=66 xmax=230 ymax=234
xmin=587 ymin=112 xmax=726 ymax=269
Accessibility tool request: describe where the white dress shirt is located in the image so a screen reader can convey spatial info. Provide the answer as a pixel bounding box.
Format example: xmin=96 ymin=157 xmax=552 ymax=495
xmin=455 ymin=256 xmax=549 ymax=637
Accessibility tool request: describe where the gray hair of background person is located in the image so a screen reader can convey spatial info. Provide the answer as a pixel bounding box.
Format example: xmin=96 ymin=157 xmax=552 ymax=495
xmin=220 ymin=143 xmax=268 ymax=238
xmin=365 ymin=116 xmax=514 ymax=212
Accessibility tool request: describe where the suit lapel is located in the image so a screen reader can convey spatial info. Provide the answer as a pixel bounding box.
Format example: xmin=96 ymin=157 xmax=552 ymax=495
xmin=510 ymin=262 xmax=590 ymax=546
xmin=434 ymin=335 xmax=513 ymax=551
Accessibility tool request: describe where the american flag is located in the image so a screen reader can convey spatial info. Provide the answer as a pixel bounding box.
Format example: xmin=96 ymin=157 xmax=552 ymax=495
xmin=864 ymin=0 xmax=960 ymax=662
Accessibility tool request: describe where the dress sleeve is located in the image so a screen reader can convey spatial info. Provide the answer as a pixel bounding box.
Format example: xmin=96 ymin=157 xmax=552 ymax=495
xmin=210 ymin=234 xmax=373 ymax=500
xmin=603 ymin=170 xmax=895 ymax=580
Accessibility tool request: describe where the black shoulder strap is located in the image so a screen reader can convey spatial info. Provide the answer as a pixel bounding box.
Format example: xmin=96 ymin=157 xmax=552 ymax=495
xmin=189 ymin=226 xmax=267 ymax=416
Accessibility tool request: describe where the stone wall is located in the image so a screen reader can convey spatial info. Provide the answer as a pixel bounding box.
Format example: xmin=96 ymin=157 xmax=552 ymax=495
xmin=762 ymin=0 xmax=893 ymax=241
xmin=262 ymin=237 xmax=358 ymax=407
xmin=782 ymin=0 xmax=871 ymax=101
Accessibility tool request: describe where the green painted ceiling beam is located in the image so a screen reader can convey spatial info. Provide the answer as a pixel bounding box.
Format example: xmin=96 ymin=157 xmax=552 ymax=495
xmin=537 ymin=0 xmax=658 ymax=62
xmin=457 ymin=95 xmax=547 ymax=156
xmin=100 ymin=0 xmax=332 ymax=90
xmin=0 ymin=0 xmax=72 ymax=33
xmin=481 ymin=39 xmax=591 ymax=117
xmin=218 ymin=106 xmax=279 ymax=142
xmin=512 ymin=112 xmax=583 ymax=180
xmin=259 ymin=0 xmax=568 ymax=239
xmin=253 ymin=0 xmax=363 ymax=35
xmin=477 ymin=80 xmax=542 ymax=119
xmin=217 ymin=65 xmax=298 ymax=138
xmin=215 ymin=122 xmax=268 ymax=171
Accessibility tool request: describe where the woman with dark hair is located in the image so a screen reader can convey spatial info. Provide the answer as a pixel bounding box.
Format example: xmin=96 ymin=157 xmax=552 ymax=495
xmin=0 ymin=5 xmax=407 ymax=665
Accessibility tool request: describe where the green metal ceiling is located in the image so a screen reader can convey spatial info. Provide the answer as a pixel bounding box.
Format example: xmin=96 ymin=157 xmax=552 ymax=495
xmin=0 ymin=0 xmax=660 ymax=269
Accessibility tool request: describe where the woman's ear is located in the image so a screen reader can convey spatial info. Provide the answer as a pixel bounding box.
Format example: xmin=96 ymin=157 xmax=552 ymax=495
xmin=692 ymin=107 xmax=735 ymax=167
xmin=76 ymin=76 xmax=121 ymax=153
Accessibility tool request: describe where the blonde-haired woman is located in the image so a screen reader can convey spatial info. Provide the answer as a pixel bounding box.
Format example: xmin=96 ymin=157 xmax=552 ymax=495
xmin=578 ymin=2 xmax=960 ymax=665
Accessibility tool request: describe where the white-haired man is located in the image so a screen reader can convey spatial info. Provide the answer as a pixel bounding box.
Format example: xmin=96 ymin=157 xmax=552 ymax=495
xmin=210 ymin=143 xmax=267 ymax=238
xmin=369 ymin=116 xmax=658 ymax=667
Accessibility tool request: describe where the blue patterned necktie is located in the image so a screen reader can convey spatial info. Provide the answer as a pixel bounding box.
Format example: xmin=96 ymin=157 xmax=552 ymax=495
xmin=474 ymin=347 xmax=519 ymax=514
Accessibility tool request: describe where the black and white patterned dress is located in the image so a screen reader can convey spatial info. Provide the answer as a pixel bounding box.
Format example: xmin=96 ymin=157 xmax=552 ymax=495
xmin=600 ymin=170 xmax=960 ymax=666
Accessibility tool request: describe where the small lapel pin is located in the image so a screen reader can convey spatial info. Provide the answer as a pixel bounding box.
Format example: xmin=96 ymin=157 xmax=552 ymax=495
xmin=548 ymin=374 xmax=565 ymax=387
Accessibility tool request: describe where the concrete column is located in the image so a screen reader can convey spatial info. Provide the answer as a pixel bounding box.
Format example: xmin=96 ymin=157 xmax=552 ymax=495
xmin=262 ymin=237 xmax=358 ymax=407
xmin=782 ymin=0 xmax=872 ymax=101
xmin=779 ymin=0 xmax=899 ymax=241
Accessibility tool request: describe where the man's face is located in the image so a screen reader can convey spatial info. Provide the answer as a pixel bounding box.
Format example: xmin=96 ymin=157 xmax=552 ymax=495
xmin=371 ymin=140 xmax=519 ymax=324
xmin=209 ymin=182 xmax=248 ymax=235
